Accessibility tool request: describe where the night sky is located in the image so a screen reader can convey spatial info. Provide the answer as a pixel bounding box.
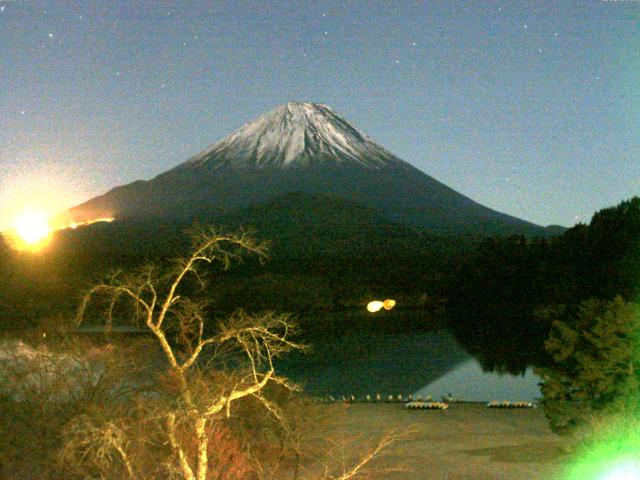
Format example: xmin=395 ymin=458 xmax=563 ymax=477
xmin=1 ymin=0 xmax=638 ymax=230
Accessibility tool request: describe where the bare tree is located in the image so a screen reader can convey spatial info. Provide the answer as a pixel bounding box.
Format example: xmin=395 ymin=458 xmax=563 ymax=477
xmin=68 ymin=227 xmax=405 ymax=480
xmin=0 ymin=332 xmax=153 ymax=480
xmin=74 ymin=227 xmax=305 ymax=480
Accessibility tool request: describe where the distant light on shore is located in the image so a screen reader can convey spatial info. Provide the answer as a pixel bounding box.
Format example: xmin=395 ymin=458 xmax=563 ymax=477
xmin=367 ymin=299 xmax=396 ymax=313
xmin=367 ymin=301 xmax=384 ymax=313
xmin=383 ymin=299 xmax=396 ymax=310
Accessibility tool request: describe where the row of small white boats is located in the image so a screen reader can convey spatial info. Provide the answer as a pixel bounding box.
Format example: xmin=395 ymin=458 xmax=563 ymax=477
xmin=316 ymin=395 xmax=536 ymax=409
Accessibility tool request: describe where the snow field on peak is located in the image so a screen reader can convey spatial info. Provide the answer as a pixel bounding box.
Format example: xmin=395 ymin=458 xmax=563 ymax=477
xmin=184 ymin=102 xmax=401 ymax=170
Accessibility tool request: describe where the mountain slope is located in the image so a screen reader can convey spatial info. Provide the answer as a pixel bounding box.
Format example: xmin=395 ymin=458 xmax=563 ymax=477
xmin=218 ymin=191 xmax=458 ymax=259
xmin=58 ymin=102 xmax=553 ymax=236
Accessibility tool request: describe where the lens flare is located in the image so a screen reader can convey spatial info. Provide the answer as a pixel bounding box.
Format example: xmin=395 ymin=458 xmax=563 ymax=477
xmin=561 ymin=418 xmax=640 ymax=480
xmin=600 ymin=461 xmax=640 ymax=480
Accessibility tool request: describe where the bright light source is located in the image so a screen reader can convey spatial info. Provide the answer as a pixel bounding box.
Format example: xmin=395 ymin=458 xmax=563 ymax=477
xmin=367 ymin=301 xmax=384 ymax=313
xmin=5 ymin=211 xmax=52 ymax=251
xmin=563 ymin=428 xmax=640 ymax=480
xmin=15 ymin=212 xmax=50 ymax=245
xmin=383 ymin=299 xmax=396 ymax=310
xmin=2 ymin=211 xmax=116 ymax=252
xmin=600 ymin=461 xmax=640 ymax=480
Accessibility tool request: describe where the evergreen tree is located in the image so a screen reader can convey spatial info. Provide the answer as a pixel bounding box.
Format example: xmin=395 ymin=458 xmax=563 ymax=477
xmin=536 ymin=296 xmax=640 ymax=435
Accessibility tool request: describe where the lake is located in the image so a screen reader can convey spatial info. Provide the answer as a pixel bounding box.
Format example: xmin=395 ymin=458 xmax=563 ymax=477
xmin=278 ymin=329 xmax=542 ymax=402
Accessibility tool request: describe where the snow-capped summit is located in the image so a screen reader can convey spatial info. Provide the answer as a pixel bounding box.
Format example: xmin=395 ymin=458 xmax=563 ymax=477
xmin=179 ymin=102 xmax=405 ymax=170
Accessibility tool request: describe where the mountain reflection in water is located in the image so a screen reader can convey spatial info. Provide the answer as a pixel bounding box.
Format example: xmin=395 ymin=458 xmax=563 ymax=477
xmin=278 ymin=330 xmax=542 ymax=401
xmin=415 ymin=359 xmax=541 ymax=402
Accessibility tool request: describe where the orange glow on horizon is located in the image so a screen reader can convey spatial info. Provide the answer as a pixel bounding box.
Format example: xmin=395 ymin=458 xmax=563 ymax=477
xmin=65 ymin=217 xmax=115 ymax=230
xmin=2 ymin=213 xmax=115 ymax=252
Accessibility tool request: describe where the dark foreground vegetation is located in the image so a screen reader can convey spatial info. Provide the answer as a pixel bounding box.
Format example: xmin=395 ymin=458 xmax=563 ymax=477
xmin=1 ymin=195 xmax=639 ymax=475
xmin=1 ymin=229 xmax=408 ymax=479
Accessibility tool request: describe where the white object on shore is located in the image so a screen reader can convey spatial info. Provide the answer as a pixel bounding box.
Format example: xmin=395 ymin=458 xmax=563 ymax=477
xmin=405 ymin=401 xmax=449 ymax=410
xmin=486 ymin=400 xmax=534 ymax=409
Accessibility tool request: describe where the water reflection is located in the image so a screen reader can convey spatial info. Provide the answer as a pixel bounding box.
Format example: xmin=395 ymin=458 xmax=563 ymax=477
xmin=278 ymin=331 xmax=467 ymax=396
xmin=278 ymin=329 xmax=542 ymax=401
xmin=415 ymin=359 xmax=541 ymax=402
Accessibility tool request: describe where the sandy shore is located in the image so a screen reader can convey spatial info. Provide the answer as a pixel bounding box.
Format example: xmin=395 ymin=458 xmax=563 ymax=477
xmin=320 ymin=402 xmax=568 ymax=480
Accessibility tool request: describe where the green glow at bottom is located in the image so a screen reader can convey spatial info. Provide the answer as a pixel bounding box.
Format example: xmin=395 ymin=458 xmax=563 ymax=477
xmin=562 ymin=423 xmax=640 ymax=480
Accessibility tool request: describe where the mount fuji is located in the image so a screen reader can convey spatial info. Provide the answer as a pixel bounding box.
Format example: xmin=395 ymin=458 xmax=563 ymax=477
xmin=58 ymin=102 xmax=554 ymax=236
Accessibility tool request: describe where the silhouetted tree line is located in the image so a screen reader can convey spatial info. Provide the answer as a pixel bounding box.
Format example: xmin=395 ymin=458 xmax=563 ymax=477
xmin=446 ymin=196 xmax=640 ymax=373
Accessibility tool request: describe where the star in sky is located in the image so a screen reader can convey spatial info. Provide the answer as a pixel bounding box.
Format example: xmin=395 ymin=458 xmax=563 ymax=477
xmin=1 ymin=1 xmax=636 ymax=228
